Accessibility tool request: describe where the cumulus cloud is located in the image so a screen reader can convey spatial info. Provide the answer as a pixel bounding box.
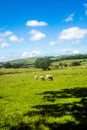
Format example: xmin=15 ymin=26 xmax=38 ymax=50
xmin=9 ymin=35 xmax=18 ymax=41
xmin=0 ymin=56 xmax=7 ymax=62
xmin=49 ymin=41 xmax=56 ymax=46
xmin=21 ymin=52 xmax=31 ymax=58
xmin=60 ymin=48 xmax=80 ymax=55
xmin=64 ymin=13 xmax=75 ymax=22
xmin=0 ymin=43 xmax=10 ymax=48
xmin=3 ymin=31 xmax=13 ymax=37
xmin=59 ymin=27 xmax=87 ymax=40
xmin=0 ymin=31 xmax=13 ymax=37
xmin=73 ymin=50 xmax=80 ymax=54
xmin=9 ymin=35 xmax=24 ymax=42
xmin=29 ymin=30 xmax=46 ymax=41
xmin=31 ymin=50 xmax=40 ymax=56
xmin=21 ymin=50 xmax=40 ymax=58
xmin=26 ymin=20 xmax=47 ymax=27
xmin=0 ymin=30 xmax=24 ymax=46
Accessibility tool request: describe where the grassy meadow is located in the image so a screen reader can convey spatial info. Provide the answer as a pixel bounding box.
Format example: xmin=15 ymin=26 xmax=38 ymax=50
xmin=0 ymin=65 xmax=87 ymax=130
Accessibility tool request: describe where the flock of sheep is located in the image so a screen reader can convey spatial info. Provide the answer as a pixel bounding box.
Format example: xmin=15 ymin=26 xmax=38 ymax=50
xmin=33 ymin=72 xmax=53 ymax=81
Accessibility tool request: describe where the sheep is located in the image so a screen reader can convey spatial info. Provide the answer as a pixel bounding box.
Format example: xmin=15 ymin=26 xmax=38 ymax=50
xmin=34 ymin=75 xmax=38 ymax=80
xmin=46 ymin=74 xmax=53 ymax=80
xmin=40 ymin=76 xmax=45 ymax=80
xmin=33 ymin=71 xmax=36 ymax=75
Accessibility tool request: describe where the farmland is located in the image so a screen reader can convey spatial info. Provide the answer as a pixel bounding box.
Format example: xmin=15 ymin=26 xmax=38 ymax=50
xmin=0 ymin=65 xmax=87 ymax=130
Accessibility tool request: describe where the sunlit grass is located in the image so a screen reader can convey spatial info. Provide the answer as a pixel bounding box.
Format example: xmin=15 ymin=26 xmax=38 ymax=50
xmin=0 ymin=66 xmax=87 ymax=129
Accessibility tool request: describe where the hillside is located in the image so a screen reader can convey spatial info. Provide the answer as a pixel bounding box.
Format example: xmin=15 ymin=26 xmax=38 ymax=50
xmin=0 ymin=54 xmax=87 ymax=68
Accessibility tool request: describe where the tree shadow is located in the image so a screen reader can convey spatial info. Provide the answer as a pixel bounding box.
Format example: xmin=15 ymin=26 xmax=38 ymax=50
xmin=10 ymin=122 xmax=32 ymax=130
xmin=40 ymin=87 xmax=87 ymax=101
xmin=0 ymin=96 xmax=3 ymax=99
xmin=10 ymin=87 xmax=87 ymax=130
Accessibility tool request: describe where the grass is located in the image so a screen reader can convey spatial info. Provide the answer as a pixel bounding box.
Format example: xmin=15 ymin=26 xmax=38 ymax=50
xmin=0 ymin=66 xmax=87 ymax=130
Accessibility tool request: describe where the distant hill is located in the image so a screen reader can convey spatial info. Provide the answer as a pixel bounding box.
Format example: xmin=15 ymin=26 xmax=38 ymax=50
xmin=10 ymin=53 xmax=87 ymax=63
xmin=51 ymin=54 xmax=87 ymax=62
xmin=10 ymin=57 xmax=38 ymax=65
xmin=0 ymin=54 xmax=87 ymax=68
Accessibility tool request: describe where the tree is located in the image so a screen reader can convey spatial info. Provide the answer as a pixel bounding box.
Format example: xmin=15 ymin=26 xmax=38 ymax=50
xmin=3 ymin=62 xmax=12 ymax=68
xmin=71 ymin=61 xmax=81 ymax=66
xmin=34 ymin=57 xmax=51 ymax=70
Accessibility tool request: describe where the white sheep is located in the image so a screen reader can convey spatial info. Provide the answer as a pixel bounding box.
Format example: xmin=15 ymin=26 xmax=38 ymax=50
xmin=40 ymin=76 xmax=45 ymax=80
xmin=33 ymin=71 xmax=36 ymax=75
xmin=34 ymin=75 xmax=38 ymax=80
xmin=46 ymin=74 xmax=53 ymax=80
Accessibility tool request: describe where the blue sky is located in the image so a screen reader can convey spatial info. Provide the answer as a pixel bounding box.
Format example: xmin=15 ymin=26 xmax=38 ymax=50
xmin=0 ymin=0 xmax=87 ymax=61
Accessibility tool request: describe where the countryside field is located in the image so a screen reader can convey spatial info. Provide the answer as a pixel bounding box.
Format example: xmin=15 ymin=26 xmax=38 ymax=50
xmin=0 ymin=66 xmax=87 ymax=130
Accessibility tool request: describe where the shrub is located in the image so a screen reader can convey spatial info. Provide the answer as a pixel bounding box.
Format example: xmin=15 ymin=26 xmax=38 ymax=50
xmin=71 ymin=61 xmax=81 ymax=66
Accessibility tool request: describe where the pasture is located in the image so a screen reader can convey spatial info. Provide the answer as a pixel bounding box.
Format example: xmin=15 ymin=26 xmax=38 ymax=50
xmin=0 ymin=66 xmax=87 ymax=130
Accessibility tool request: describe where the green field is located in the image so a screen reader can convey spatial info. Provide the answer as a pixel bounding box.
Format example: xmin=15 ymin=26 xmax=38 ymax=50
xmin=0 ymin=66 xmax=87 ymax=130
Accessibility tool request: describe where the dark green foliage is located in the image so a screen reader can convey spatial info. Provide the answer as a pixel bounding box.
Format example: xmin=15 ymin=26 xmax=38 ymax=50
xmin=58 ymin=62 xmax=63 ymax=68
xmin=71 ymin=61 xmax=81 ymax=66
xmin=51 ymin=54 xmax=87 ymax=62
xmin=3 ymin=62 xmax=12 ymax=68
xmin=58 ymin=62 xmax=68 ymax=68
xmin=34 ymin=57 xmax=52 ymax=70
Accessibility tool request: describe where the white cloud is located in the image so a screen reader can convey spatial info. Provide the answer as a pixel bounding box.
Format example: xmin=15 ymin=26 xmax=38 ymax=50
xmin=0 ymin=31 xmax=13 ymax=37
xmin=73 ymin=50 xmax=80 ymax=54
xmin=59 ymin=27 xmax=87 ymax=40
xmin=60 ymin=48 xmax=80 ymax=55
xmin=21 ymin=50 xmax=40 ymax=58
xmin=0 ymin=31 xmax=24 ymax=44
xmin=0 ymin=43 xmax=10 ymax=48
xmin=9 ymin=35 xmax=24 ymax=42
xmin=0 ymin=56 xmax=7 ymax=62
xmin=9 ymin=35 xmax=18 ymax=41
xmin=31 ymin=50 xmax=40 ymax=56
xmin=29 ymin=30 xmax=46 ymax=41
xmin=21 ymin=52 xmax=31 ymax=58
xmin=3 ymin=31 xmax=13 ymax=37
xmin=64 ymin=13 xmax=75 ymax=22
xmin=26 ymin=20 xmax=47 ymax=27
xmin=49 ymin=41 xmax=56 ymax=46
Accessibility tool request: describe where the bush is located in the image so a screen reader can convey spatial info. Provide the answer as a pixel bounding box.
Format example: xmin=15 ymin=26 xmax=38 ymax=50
xmin=34 ymin=57 xmax=52 ymax=70
xmin=71 ymin=61 xmax=81 ymax=66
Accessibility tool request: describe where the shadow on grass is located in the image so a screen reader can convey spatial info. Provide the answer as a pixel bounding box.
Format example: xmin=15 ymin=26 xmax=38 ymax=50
xmin=10 ymin=87 xmax=87 ymax=130
xmin=0 ymin=96 xmax=3 ymax=99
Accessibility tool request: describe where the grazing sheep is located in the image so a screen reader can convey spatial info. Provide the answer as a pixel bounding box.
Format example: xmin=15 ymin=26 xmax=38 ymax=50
xmin=34 ymin=75 xmax=38 ymax=80
xmin=40 ymin=76 xmax=45 ymax=80
xmin=33 ymin=71 xmax=36 ymax=75
xmin=46 ymin=74 xmax=53 ymax=80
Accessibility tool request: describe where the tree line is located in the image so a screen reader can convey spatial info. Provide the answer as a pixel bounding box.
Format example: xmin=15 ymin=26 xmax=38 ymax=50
xmin=0 ymin=54 xmax=87 ymax=69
